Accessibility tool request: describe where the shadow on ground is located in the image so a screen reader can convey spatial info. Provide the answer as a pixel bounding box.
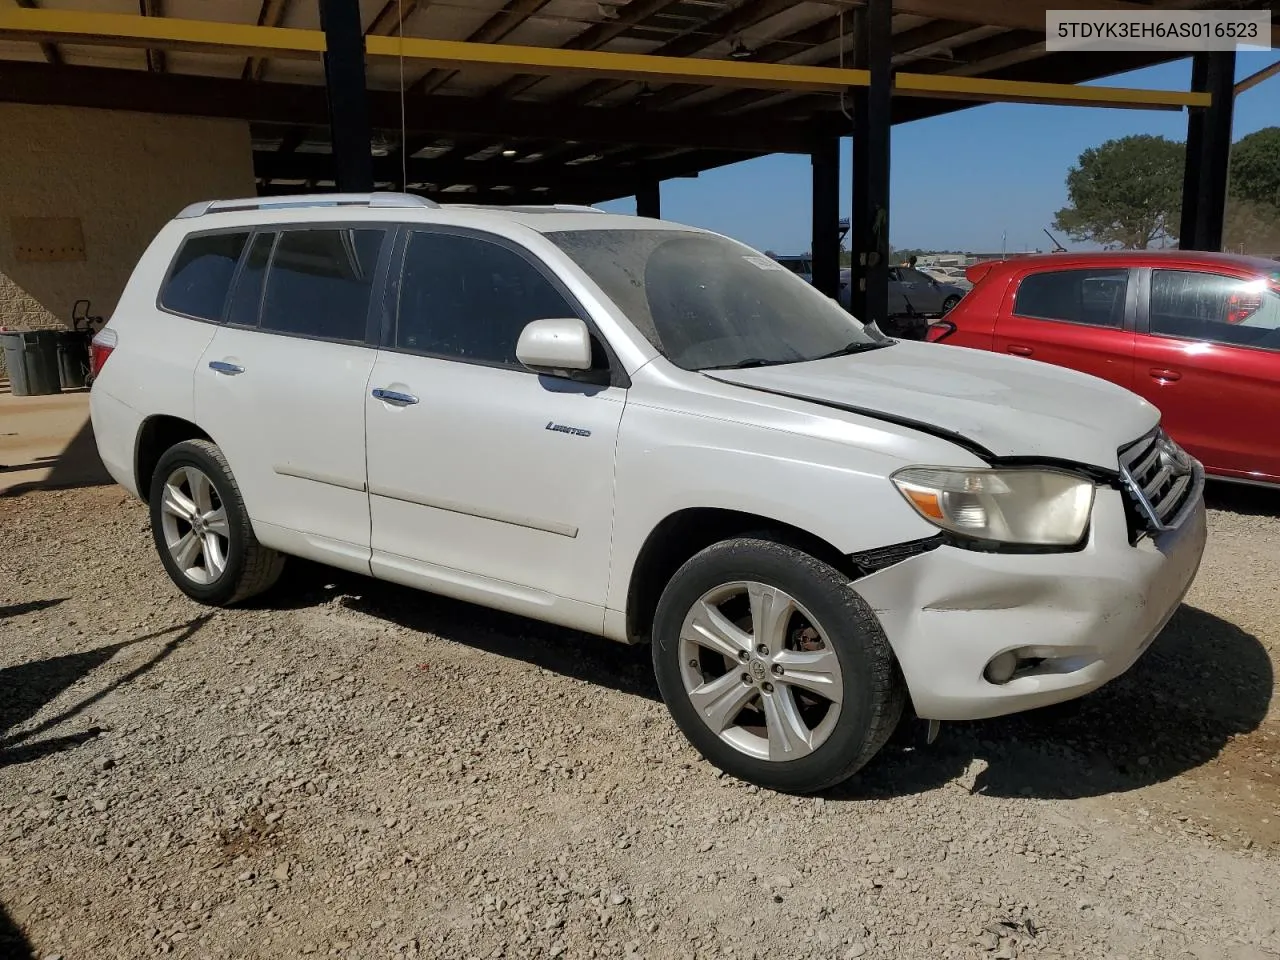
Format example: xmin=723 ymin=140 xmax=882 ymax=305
xmin=264 ymin=563 xmax=1270 ymax=800
xmin=0 ymin=615 xmax=209 ymax=768
xmin=261 ymin=560 xmax=659 ymax=702
xmin=1205 ymin=479 xmax=1280 ymax=517
xmin=839 ymin=603 xmax=1273 ymax=801
xmin=0 ymin=415 xmax=111 ymax=499
xmin=0 ymin=903 xmax=34 ymax=960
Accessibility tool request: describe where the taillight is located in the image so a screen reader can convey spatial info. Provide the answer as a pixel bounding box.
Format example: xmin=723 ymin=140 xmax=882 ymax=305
xmin=926 ymin=320 xmax=956 ymax=343
xmin=1226 ymin=292 xmax=1261 ymax=324
xmin=90 ymin=328 xmax=117 ymax=380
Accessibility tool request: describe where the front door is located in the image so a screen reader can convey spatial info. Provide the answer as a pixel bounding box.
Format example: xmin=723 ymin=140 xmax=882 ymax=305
xmin=364 ymin=227 xmax=626 ymax=630
xmin=195 ymin=226 xmax=388 ymax=562
xmin=993 ymin=266 xmax=1137 ymax=389
xmin=1130 ymin=268 xmax=1280 ymax=482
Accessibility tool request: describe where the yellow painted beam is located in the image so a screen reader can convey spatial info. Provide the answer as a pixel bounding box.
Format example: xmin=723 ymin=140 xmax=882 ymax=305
xmin=0 ymin=6 xmax=1218 ymax=108
xmin=0 ymin=7 xmax=324 ymax=58
xmin=364 ymin=34 xmax=869 ymax=91
xmin=894 ymin=72 xmax=1212 ymax=109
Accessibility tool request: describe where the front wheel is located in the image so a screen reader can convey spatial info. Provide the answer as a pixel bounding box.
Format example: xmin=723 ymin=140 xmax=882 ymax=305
xmin=652 ymin=538 xmax=904 ymax=793
xmin=148 ymin=439 xmax=285 ymax=606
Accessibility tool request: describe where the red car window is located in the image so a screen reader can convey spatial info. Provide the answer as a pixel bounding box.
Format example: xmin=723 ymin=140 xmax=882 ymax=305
xmin=1149 ymin=270 xmax=1280 ymax=351
xmin=1012 ymin=268 xmax=1129 ymax=328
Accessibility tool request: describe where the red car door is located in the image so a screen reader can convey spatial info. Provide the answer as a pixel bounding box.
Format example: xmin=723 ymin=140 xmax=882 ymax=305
xmin=993 ymin=266 xmax=1137 ymax=390
xmin=1130 ymin=267 xmax=1280 ymax=483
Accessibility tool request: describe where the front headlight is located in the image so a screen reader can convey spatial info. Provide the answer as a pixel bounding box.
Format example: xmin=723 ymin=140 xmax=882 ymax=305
xmin=891 ymin=467 xmax=1095 ymax=547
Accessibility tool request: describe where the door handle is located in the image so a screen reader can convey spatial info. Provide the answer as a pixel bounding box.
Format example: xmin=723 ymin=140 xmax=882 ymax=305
xmin=1007 ymin=344 xmax=1034 ymax=357
xmin=208 ymin=360 xmax=244 ymax=375
xmin=371 ymin=387 xmax=419 ymax=406
xmin=1149 ymin=367 xmax=1182 ymax=383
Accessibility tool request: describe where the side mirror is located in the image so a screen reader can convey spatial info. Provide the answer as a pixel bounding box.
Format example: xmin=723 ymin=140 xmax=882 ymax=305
xmin=516 ymin=317 xmax=594 ymax=377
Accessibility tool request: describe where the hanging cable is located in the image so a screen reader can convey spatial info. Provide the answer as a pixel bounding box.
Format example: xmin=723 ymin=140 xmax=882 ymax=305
xmin=398 ymin=0 xmax=408 ymax=189
xmin=838 ymin=8 xmax=853 ymax=126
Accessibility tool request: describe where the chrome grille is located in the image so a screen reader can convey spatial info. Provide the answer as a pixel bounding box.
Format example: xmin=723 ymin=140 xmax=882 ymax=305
xmin=1118 ymin=429 xmax=1197 ymax=534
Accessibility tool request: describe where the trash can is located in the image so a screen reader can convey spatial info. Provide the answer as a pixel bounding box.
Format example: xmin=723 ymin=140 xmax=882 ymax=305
xmin=1 ymin=329 xmax=63 ymax=397
xmin=56 ymin=329 xmax=90 ymax=390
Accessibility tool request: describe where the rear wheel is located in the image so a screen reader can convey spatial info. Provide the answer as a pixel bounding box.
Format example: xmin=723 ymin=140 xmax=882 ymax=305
xmin=652 ymin=537 xmax=904 ymax=793
xmin=941 ymin=295 xmax=961 ymax=314
xmin=148 ymin=439 xmax=285 ymax=606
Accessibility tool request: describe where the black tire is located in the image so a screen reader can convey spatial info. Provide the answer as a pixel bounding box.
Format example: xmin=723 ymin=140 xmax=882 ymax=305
xmin=148 ymin=439 xmax=285 ymax=606
xmin=651 ymin=537 xmax=905 ymax=794
xmin=941 ymin=295 xmax=961 ymax=314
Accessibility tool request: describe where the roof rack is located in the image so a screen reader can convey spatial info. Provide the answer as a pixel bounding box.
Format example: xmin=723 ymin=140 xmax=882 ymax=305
xmin=175 ymin=192 xmax=439 ymax=219
xmin=443 ymin=202 xmax=607 ymax=214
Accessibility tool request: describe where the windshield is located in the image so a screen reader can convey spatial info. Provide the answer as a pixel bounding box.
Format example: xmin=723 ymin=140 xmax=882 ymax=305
xmin=546 ymin=228 xmax=886 ymax=370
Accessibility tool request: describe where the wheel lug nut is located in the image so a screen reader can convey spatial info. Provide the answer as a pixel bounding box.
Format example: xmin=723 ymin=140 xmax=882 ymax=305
xmin=688 ymin=659 xmax=698 ymax=668
xmin=741 ymin=673 xmax=752 ymax=685
xmin=771 ymin=664 xmax=784 ymax=676
xmin=762 ymin=682 xmax=774 ymax=693
xmin=737 ymin=650 xmax=749 ymax=662
xmin=756 ymin=644 xmax=769 ymax=656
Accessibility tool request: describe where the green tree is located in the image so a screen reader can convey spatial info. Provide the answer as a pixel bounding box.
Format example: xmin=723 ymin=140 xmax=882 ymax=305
xmin=1230 ymin=126 xmax=1280 ymax=215
xmin=1053 ymin=135 xmax=1184 ymax=249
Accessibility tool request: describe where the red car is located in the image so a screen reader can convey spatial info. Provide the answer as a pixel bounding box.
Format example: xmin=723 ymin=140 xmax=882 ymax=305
xmin=930 ymin=251 xmax=1280 ymax=486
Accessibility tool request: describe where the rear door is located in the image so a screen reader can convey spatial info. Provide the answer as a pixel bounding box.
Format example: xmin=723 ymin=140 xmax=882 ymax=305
xmin=1131 ymin=268 xmax=1280 ymax=482
xmin=898 ymin=267 xmax=946 ymax=314
xmin=195 ymin=225 xmax=390 ymax=566
xmin=993 ymin=266 xmax=1137 ymax=389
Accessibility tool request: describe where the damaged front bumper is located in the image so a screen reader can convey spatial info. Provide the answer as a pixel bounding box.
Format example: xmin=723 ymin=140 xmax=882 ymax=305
xmin=853 ymin=485 xmax=1207 ymax=721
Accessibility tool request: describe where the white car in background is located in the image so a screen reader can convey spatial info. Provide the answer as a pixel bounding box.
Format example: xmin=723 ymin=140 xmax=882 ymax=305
xmin=90 ymin=193 xmax=1206 ymax=793
xmin=924 ymin=266 xmax=974 ymax=291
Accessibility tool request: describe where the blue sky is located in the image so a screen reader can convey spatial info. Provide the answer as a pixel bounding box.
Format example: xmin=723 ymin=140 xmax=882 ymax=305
xmin=598 ymin=51 xmax=1280 ymax=255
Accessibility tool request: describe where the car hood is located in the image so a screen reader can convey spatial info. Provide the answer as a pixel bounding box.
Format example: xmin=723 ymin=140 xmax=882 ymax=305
xmin=708 ymin=341 xmax=1159 ymax=471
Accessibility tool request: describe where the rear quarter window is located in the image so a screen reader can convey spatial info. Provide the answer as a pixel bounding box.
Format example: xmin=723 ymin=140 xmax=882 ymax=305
xmin=159 ymin=232 xmax=250 ymax=321
xmin=1012 ymin=268 xmax=1129 ymax=328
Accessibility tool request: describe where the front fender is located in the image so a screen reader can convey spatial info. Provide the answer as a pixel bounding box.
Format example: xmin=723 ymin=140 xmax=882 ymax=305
xmin=604 ymin=395 xmax=951 ymax=614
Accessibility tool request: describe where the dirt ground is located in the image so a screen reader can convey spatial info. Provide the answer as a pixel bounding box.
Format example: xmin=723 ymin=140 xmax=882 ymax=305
xmin=1 ymin=482 xmax=1277 ymax=960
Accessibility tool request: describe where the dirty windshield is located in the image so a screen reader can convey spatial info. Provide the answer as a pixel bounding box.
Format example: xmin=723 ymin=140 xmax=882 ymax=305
xmin=546 ymin=229 xmax=886 ymax=370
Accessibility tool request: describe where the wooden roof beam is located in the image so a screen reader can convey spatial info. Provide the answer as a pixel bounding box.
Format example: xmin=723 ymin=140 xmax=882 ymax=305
xmin=560 ymin=0 xmax=801 ymax=106
xmin=0 ymin=60 xmax=819 ymax=153
xmin=409 ymin=0 xmax=554 ymax=98
xmin=243 ymin=0 xmax=292 ymax=82
xmin=14 ymin=0 xmax=59 ymax=65
xmin=484 ymin=0 xmax=686 ymax=102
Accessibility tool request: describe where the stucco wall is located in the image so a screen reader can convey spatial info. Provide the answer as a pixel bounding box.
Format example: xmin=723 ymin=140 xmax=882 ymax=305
xmin=0 ymin=104 xmax=255 ymax=375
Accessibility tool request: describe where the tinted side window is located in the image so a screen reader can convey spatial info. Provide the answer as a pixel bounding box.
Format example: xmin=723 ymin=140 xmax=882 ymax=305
xmin=1013 ymin=268 xmax=1129 ymax=328
xmin=225 ymin=231 xmax=274 ymax=327
xmin=160 ymin=232 xmax=249 ymax=320
xmin=397 ymin=231 xmax=578 ymax=368
xmin=1150 ymin=270 xmax=1280 ymax=350
xmin=259 ymin=228 xmax=384 ymax=342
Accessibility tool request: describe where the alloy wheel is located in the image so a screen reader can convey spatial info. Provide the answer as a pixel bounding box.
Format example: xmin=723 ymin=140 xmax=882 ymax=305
xmin=678 ymin=581 xmax=844 ymax=762
xmin=159 ymin=465 xmax=230 ymax=585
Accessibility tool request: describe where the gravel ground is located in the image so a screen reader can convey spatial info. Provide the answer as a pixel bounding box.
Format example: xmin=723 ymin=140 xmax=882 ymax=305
xmin=1 ymin=483 xmax=1277 ymax=960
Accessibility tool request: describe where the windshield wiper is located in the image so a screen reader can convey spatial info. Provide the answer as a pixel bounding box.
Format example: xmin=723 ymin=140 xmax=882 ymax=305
xmin=700 ymin=357 xmax=789 ymax=370
xmin=807 ymin=340 xmax=893 ymax=362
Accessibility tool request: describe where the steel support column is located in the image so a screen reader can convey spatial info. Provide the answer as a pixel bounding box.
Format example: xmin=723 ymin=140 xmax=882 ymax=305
xmin=1179 ymin=51 xmax=1235 ymax=251
xmin=319 ymin=0 xmax=373 ymax=192
xmin=636 ymin=180 xmax=661 ymax=218
xmin=848 ymin=0 xmax=891 ymax=327
xmin=811 ymin=137 xmax=840 ymax=300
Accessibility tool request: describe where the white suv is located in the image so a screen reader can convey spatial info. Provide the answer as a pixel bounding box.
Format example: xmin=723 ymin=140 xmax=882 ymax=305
xmin=90 ymin=193 xmax=1207 ymax=793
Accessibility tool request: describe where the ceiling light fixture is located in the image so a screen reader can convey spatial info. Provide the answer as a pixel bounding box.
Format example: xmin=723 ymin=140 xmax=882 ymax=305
xmin=729 ymin=38 xmax=752 ymax=60
xmin=501 ymin=149 xmax=518 ymax=157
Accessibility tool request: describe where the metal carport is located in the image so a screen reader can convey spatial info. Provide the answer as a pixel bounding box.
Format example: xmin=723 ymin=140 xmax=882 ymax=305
xmin=1 ymin=0 xmax=1274 ymax=328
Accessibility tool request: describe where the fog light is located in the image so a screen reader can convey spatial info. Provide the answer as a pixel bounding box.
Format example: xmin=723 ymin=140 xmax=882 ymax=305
xmin=984 ymin=651 xmax=1019 ymax=685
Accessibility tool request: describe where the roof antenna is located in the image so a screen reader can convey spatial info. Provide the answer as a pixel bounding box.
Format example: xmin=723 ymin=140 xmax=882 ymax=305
xmin=1043 ymin=227 xmax=1067 ymax=253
